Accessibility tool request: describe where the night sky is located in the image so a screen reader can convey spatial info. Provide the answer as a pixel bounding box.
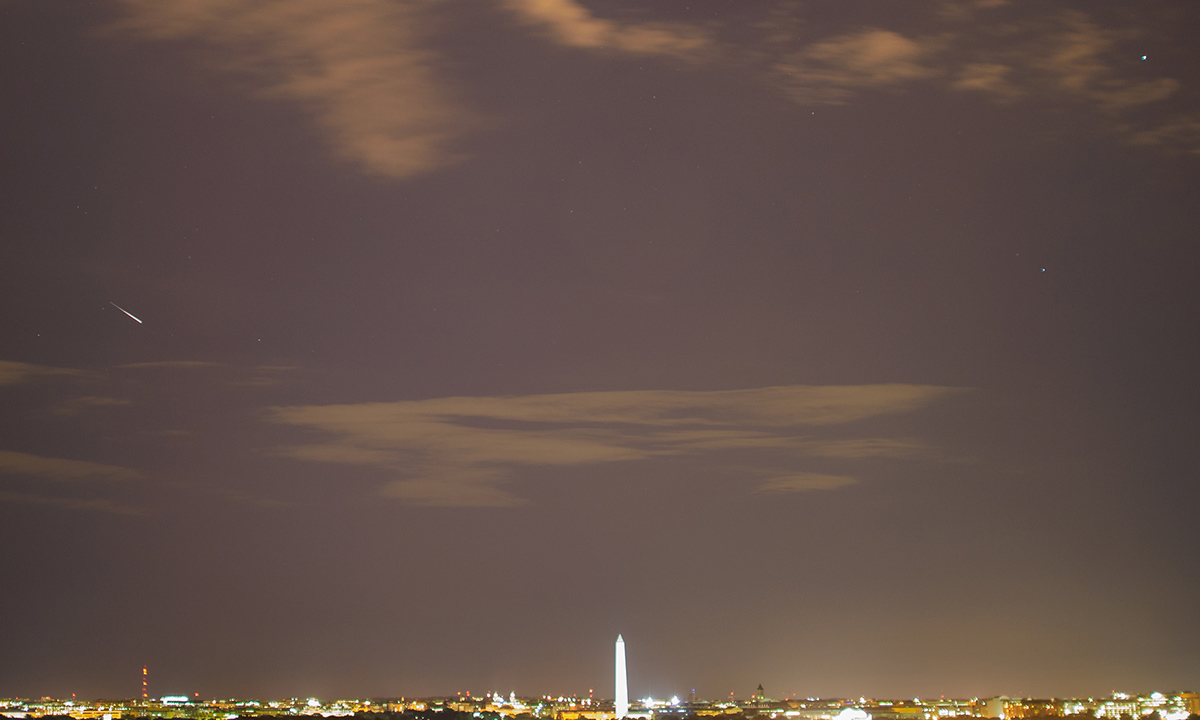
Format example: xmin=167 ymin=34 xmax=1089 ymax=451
xmin=2 ymin=0 xmax=1199 ymax=703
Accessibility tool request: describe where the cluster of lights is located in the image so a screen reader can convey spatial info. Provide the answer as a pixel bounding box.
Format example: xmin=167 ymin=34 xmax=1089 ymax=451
xmin=0 ymin=689 xmax=1196 ymax=720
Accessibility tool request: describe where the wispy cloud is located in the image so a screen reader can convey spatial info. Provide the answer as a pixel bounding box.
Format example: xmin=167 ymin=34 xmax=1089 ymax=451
xmin=757 ymin=472 xmax=858 ymax=493
xmin=774 ymin=29 xmax=938 ymax=105
xmin=1121 ymin=113 xmax=1200 ymax=154
xmin=502 ymin=0 xmax=712 ymax=59
xmin=115 ymin=360 xmax=306 ymax=389
xmin=947 ymin=9 xmax=1188 ymax=149
xmin=763 ymin=8 xmax=1176 ymax=111
xmin=0 ymin=490 xmax=146 ymax=516
xmin=0 ymin=360 xmax=85 ymax=386
xmin=235 ymin=365 xmax=303 ymax=387
xmin=952 ymin=62 xmax=1019 ymax=99
xmin=1030 ymin=13 xmax=1177 ymax=112
xmin=43 ymin=395 xmax=134 ymax=417
xmin=937 ymin=0 xmax=1010 ymax=21
xmin=754 ymin=4 xmax=1194 ymax=151
xmin=109 ymin=0 xmax=1199 ymax=179
xmin=0 ymin=450 xmax=141 ymax=482
xmin=0 ymin=452 xmax=147 ymax=515
xmin=118 ymin=360 xmax=223 ymax=370
xmin=268 ymin=384 xmax=963 ymax=507
xmin=114 ymin=0 xmax=470 ymax=179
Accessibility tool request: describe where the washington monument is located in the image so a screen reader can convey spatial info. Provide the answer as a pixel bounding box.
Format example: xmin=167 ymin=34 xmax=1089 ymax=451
xmin=615 ymin=635 xmax=629 ymax=719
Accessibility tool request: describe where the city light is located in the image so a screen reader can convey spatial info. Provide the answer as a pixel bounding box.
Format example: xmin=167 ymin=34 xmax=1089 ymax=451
xmin=1 ymin=690 xmax=1196 ymax=720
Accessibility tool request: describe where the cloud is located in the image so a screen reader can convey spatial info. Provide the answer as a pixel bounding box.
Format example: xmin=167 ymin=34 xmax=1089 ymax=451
xmin=268 ymin=384 xmax=963 ymax=507
xmin=114 ymin=0 xmax=470 ymax=179
xmin=1121 ymin=113 xmax=1200 ymax=154
xmin=111 ymin=0 xmax=1197 ymax=174
xmin=937 ymin=0 xmax=1009 ymax=21
xmin=755 ymin=5 xmax=1192 ymax=153
xmin=139 ymin=429 xmax=193 ymax=438
xmin=115 ymin=360 xmax=307 ymax=390
xmin=43 ymin=395 xmax=134 ymax=417
xmin=214 ymin=490 xmax=286 ymax=509
xmin=381 ymin=466 xmax=527 ymax=508
xmin=0 ymin=450 xmax=141 ymax=482
xmin=762 ymin=7 xmax=1179 ymax=112
xmin=70 ymin=395 xmax=133 ymax=407
xmin=0 ymin=452 xmax=143 ymax=515
xmin=792 ymin=438 xmax=928 ymax=459
xmin=953 ymin=62 xmax=1019 ymax=98
xmin=942 ymin=10 xmax=1188 ymax=148
xmin=757 ymin=472 xmax=857 ymax=493
xmin=0 ymin=490 xmax=146 ymax=516
xmin=773 ymin=29 xmax=938 ymax=105
xmin=926 ymin=9 xmax=1182 ymax=114
xmin=118 ymin=360 xmax=223 ymax=370
xmin=502 ymin=0 xmax=712 ymax=59
xmin=0 ymin=360 xmax=85 ymax=386
xmin=1032 ymin=13 xmax=1178 ymax=111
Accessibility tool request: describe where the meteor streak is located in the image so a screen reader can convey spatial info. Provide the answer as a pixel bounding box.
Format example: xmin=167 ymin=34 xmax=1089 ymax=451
xmin=110 ymin=302 xmax=143 ymax=324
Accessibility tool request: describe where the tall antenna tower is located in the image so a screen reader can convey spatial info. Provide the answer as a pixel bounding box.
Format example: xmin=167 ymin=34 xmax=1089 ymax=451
xmin=142 ymin=666 xmax=148 ymax=700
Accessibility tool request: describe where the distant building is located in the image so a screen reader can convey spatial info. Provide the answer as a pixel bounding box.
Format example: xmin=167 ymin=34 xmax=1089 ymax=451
xmin=983 ymin=698 xmax=1008 ymax=719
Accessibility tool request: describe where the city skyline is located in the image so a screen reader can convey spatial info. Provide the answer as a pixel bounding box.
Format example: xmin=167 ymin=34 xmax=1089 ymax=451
xmin=3 ymin=0 xmax=1200 ymax=701
xmin=5 ymin=642 xmax=1195 ymax=707
xmin=3 ymin=689 xmax=1198 ymax=717
xmin=2 ymin=691 xmax=1200 ymax=705
xmin=1 ymin=641 xmax=1197 ymax=720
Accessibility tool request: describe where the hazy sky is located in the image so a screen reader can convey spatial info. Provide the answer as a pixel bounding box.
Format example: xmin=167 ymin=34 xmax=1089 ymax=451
xmin=2 ymin=0 xmax=1199 ymax=703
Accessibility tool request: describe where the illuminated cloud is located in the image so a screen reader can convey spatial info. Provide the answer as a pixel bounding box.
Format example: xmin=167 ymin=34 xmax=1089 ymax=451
xmin=69 ymin=395 xmax=133 ymax=407
xmin=774 ymin=30 xmax=937 ymax=105
xmin=0 ymin=450 xmax=141 ymax=482
xmin=44 ymin=396 xmax=134 ymax=417
xmin=118 ymin=360 xmax=223 ymax=369
xmin=268 ymin=384 xmax=962 ymax=507
xmin=1031 ymin=13 xmax=1178 ymax=111
xmin=792 ymin=438 xmax=927 ymax=459
xmin=0 ymin=360 xmax=85 ymax=386
xmin=380 ymin=466 xmax=528 ymax=508
xmin=115 ymin=0 xmax=470 ymax=179
xmin=234 ymin=365 xmax=302 ymax=387
xmin=757 ymin=5 xmax=1192 ymax=151
xmin=953 ymin=63 xmax=1019 ymax=98
xmin=758 ymin=472 xmax=857 ymax=493
xmin=1122 ymin=113 xmax=1200 ymax=154
xmin=762 ymin=6 xmax=1179 ymax=112
xmin=502 ymin=0 xmax=711 ymax=59
xmin=935 ymin=0 xmax=1009 ymax=21
xmin=942 ymin=10 xmax=1187 ymax=148
xmin=0 ymin=490 xmax=146 ymax=516
xmin=139 ymin=429 xmax=193 ymax=438
xmin=116 ymin=361 xmax=303 ymax=390
xmin=936 ymin=10 xmax=1181 ymax=118
xmin=110 ymin=0 xmax=1198 ymax=179
xmin=0 ymin=452 xmax=144 ymax=515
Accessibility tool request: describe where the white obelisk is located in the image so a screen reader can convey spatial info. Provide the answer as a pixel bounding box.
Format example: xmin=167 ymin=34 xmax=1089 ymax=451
xmin=615 ymin=634 xmax=629 ymax=719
